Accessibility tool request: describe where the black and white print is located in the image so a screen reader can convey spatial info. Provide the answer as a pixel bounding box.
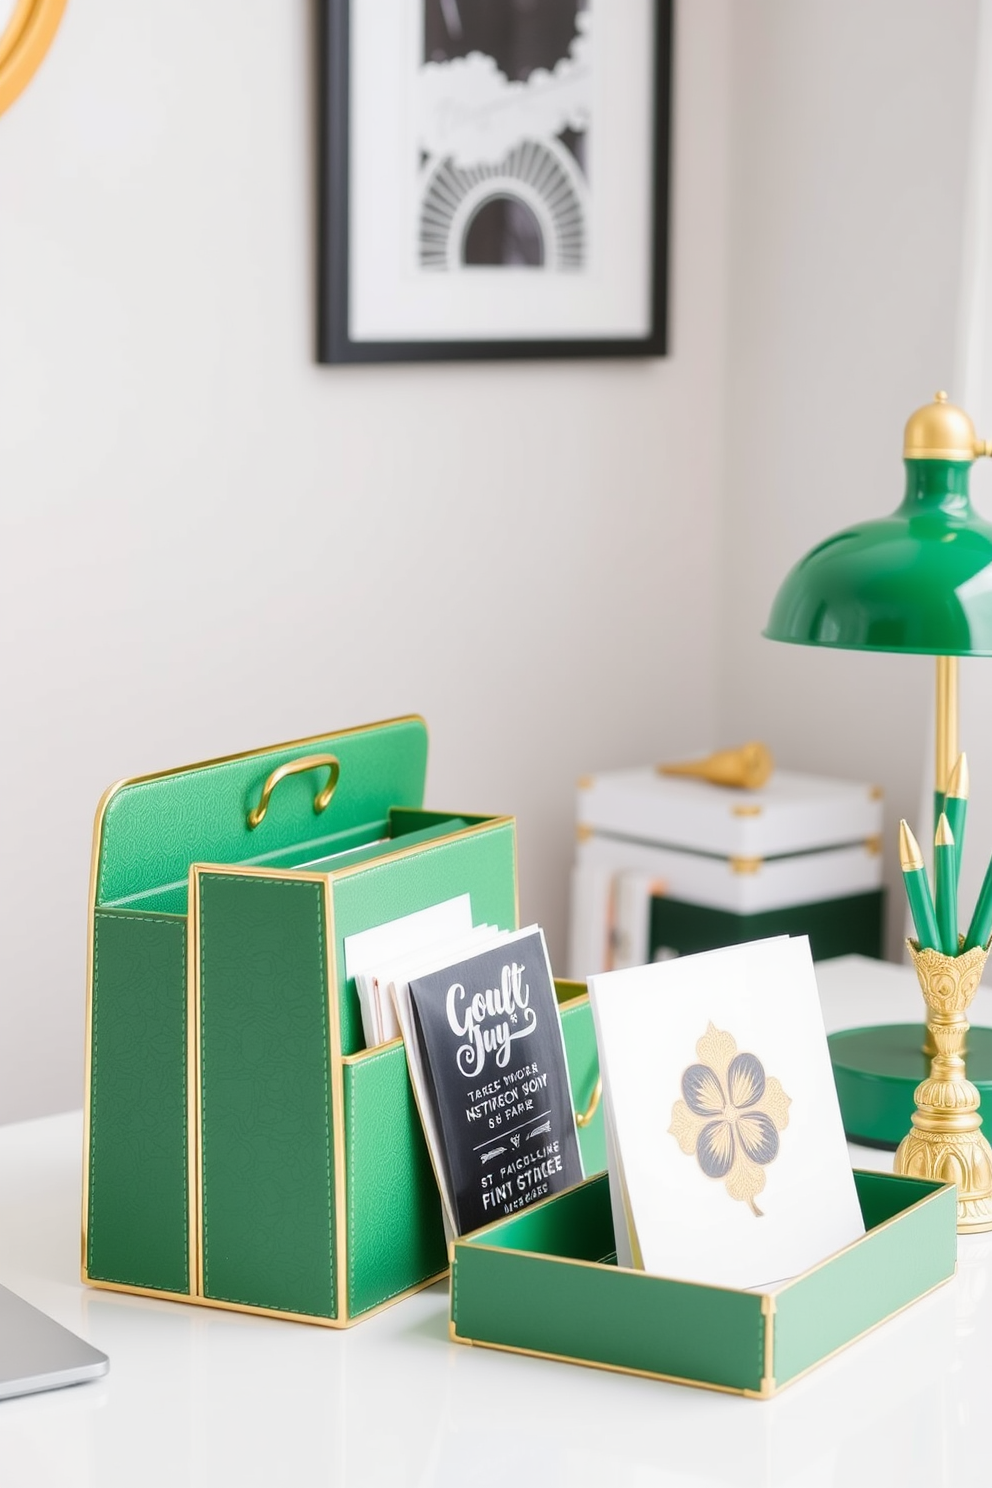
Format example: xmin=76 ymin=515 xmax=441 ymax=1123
xmin=418 ymin=1 xmax=591 ymax=271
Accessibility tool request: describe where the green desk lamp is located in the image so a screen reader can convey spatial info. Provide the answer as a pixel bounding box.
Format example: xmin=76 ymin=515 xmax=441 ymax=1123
xmin=765 ymin=391 xmax=992 ymax=1147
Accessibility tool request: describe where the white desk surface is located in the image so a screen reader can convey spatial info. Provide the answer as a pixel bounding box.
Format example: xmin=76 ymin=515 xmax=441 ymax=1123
xmin=1 ymin=955 xmax=991 ymax=1488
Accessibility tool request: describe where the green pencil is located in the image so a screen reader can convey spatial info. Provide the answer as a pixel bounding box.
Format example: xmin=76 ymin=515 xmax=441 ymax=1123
xmin=899 ymin=820 xmax=939 ymax=951
xmin=935 ymin=813 xmax=959 ymax=956
xmin=943 ymin=752 xmax=969 ymax=877
xmin=965 ymin=851 xmax=992 ymax=951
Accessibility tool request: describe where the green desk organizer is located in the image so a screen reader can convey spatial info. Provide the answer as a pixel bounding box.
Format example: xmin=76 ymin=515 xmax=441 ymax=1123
xmin=451 ymin=1169 xmax=956 ymax=1397
xmin=83 ymin=716 xmax=604 ymax=1327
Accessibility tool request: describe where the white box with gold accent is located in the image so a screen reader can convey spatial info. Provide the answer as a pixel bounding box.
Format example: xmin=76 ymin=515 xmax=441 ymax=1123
xmin=567 ymin=767 xmax=884 ymax=979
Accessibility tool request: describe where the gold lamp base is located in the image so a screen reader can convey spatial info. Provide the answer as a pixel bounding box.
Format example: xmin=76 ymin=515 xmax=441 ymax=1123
xmin=894 ymin=942 xmax=992 ymax=1233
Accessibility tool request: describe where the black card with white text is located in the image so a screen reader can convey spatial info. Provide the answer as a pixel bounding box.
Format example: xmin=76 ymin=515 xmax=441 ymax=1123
xmin=407 ymin=927 xmax=584 ymax=1235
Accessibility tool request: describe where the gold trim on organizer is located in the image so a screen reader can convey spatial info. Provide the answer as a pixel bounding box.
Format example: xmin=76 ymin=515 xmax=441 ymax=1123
xmin=447 ymin=1329 xmax=763 ymax=1398
xmin=869 ymin=785 xmax=884 ymax=801
xmin=576 ymin=775 xmax=594 ymax=790
xmin=327 ymin=816 xmax=515 ymax=882
xmin=188 ymin=867 xmax=203 ymax=1297
xmin=575 ymin=1076 xmax=602 ymax=1129
xmin=247 ymin=754 xmax=341 ymax=830
xmin=576 ymin=823 xmax=593 ymax=843
xmin=864 ymin=834 xmax=883 ymax=856
xmin=760 ymin=1293 xmax=776 ymax=1397
xmin=730 ymin=856 xmax=762 ymax=875
xmin=732 ymin=805 xmax=762 ymax=818
xmin=323 ymin=878 xmax=349 ymax=1323
xmin=83 ymin=1269 xmax=448 ymax=1329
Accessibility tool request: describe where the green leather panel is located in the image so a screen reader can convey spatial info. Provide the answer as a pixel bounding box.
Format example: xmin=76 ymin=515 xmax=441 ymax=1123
xmin=343 ymin=1042 xmax=447 ymax=1317
xmin=330 ymin=820 xmax=518 ymax=1055
xmin=772 ymin=1172 xmax=956 ymax=1388
xmin=198 ymin=873 xmax=336 ymax=1318
xmin=96 ymin=717 xmax=428 ymax=909
xmin=559 ymin=997 xmax=605 ymax=1176
xmin=453 ymin=1175 xmax=765 ymax=1391
xmin=88 ymin=909 xmax=189 ymax=1293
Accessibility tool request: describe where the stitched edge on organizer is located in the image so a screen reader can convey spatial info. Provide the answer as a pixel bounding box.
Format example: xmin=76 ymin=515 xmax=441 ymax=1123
xmin=89 ymin=911 xmax=189 ymax=1291
xmin=200 ymin=875 xmax=336 ymax=1318
xmin=346 ymin=1044 xmax=446 ymax=1314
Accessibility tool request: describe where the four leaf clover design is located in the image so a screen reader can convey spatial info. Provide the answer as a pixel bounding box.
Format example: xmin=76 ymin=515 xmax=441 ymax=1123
xmin=668 ymin=1023 xmax=791 ymax=1216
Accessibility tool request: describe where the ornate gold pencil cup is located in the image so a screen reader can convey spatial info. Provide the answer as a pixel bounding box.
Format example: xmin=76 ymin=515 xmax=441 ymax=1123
xmin=894 ymin=940 xmax=992 ymax=1233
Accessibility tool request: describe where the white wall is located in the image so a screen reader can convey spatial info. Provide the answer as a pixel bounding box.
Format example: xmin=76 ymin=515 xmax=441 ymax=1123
xmin=0 ymin=2 xmax=731 ymax=1122
xmin=719 ymin=0 xmax=980 ymax=960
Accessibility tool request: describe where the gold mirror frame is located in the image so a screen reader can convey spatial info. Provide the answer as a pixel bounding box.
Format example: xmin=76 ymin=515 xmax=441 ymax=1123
xmin=0 ymin=0 xmax=66 ymax=117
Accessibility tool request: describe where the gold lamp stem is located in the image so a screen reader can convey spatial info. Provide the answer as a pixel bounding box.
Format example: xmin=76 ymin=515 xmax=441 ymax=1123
xmin=936 ymin=655 xmax=959 ymax=798
xmin=923 ymin=655 xmax=961 ymax=1053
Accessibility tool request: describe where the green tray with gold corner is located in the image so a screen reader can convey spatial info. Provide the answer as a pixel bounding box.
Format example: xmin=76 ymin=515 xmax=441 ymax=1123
xmin=450 ymin=1168 xmax=955 ymax=1399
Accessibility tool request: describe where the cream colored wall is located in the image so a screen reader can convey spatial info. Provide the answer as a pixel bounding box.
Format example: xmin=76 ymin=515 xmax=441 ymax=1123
xmin=0 ymin=2 xmax=731 ymax=1121
xmin=718 ymin=0 xmax=980 ymax=961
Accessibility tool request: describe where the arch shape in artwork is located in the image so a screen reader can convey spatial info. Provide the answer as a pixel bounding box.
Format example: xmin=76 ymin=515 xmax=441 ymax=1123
xmin=418 ymin=138 xmax=587 ymax=272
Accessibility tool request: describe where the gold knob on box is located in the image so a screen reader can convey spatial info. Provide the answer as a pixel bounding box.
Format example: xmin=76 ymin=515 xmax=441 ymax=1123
xmin=657 ymin=742 xmax=774 ymax=791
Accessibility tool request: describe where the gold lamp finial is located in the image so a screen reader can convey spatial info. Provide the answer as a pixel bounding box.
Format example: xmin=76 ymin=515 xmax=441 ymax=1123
xmin=903 ymin=391 xmax=991 ymax=462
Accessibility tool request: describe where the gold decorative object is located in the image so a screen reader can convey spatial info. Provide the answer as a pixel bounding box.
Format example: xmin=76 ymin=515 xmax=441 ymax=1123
xmin=657 ymin=742 xmax=774 ymax=791
xmin=0 ymin=0 xmax=66 ymax=117
xmin=894 ymin=941 xmax=992 ymax=1233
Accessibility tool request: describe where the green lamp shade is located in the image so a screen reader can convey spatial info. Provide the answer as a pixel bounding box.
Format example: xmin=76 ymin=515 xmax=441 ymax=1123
xmin=765 ymin=460 xmax=992 ymax=656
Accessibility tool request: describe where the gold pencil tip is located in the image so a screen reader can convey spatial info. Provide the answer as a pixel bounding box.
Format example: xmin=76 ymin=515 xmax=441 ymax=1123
xmin=936 ymin=813 xmax=955 ymax=847
xmin=899 ymin=819 xmax=924 ymax=871
xmin=946 ymin=752 xmax=970 ymax=799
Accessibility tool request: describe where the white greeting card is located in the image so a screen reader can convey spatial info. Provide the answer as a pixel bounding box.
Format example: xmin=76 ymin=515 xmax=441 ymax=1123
xmin=588 ymin=937 xmax=865 ymax=1290
xmin=344 ymin=895 xmax=475 ymax=1046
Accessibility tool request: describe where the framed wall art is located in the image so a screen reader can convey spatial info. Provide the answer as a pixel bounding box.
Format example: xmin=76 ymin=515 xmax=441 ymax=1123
xmin=318 ymin=0 xmax=672 ymax=364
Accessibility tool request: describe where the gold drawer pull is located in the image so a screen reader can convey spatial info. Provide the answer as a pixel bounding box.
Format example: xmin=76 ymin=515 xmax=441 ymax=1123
xmin=247 ymin=753 xmax=341 ymax=830
xmin=576 ymin=1075 xmax=602 ymax=1128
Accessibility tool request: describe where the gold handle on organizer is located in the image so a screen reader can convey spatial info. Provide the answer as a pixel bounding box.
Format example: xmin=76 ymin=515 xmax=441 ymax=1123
xmin=576 ymin=1075 xmax=602 ymax=1129
xmin=247 ymin=753 xmax=341 ymax=830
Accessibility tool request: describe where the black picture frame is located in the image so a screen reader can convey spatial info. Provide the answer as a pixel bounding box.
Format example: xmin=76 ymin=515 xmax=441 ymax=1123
xmin=318 ymin=1 xmax=672 ymax=365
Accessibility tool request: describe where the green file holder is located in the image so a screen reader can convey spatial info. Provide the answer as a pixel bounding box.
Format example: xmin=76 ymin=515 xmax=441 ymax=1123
xmin=83 ymin=716 xmax=604 ymax=1327
xmin=450 ymin=1169 xmax=956 ymax=1397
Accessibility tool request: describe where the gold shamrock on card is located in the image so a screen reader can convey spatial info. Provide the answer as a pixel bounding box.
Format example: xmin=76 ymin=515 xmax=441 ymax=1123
xmin=669 ymin=1023 xmax=791 ymax=1217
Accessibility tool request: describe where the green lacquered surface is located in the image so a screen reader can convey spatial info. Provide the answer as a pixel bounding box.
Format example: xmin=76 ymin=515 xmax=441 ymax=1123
xmin=830 ymin=1022 xmax=992 ymax=1148
xmin=331 ymin=820 xmax=518 ymax=1055
xmin=773 ymin=1172 xmax=954 ymax=1388
xmin=559 ymin=997 xmax=606 ymax=1176
xmin=650 ymin=891 xmax=884 ymax=962
xmin=766 ymin=460 xmax=992 ymax=655
xmin=88 ymin=909 xmax=189 ymax=1293
xmin=96 ymin=717 xmax=429 ymax=910
xmin=198 ymin=873 xmax=336 ymax=1318
xmin=454 ymin=1174 xmax=767 ymax=1393
xmin=344 ymin=1042 xmax=447 ymax=1317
